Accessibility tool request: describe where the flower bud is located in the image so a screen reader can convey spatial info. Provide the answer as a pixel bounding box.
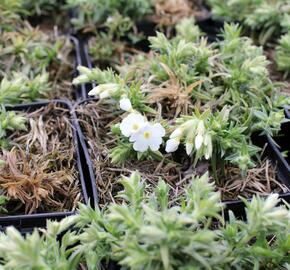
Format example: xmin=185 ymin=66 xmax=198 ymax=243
xmin=119 ymin=97 xmax=132 ymax=111
xmin=185 ymin=142 xmax=193 ymax=155
xmin=195 ymin=134 xmax=203 ymax=150
xmin=165 ymin=138 xmax=180 ymax=153
xmin=170 ymin=128 xmax=182 ymax=139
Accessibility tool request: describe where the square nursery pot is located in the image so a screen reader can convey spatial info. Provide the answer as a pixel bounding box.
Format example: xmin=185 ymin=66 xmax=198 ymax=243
xmin=265 ymin=110 xmax=290 ymax=198
xmin=0 ymin=100 xmax=90 ymax=234
xmin=74 ymin=98 xmax=290 ymax=221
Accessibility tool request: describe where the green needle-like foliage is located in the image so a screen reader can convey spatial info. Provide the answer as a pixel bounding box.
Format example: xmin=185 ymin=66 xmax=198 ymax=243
xmin=65 ymin=0 xmax=152 ymax=31
xmin=0 ymin=72 xmax=51 ymax=105
xmin=1 ymin=172 xmax=289 ymax=269
xmin=0 ymin=195 xmax=7 ymax=214
xmin=0 ymin=216 xmax=80 ymax=270
xmin=0 ymin=0 xmax=25 ymax=31
xmin=276 ymin=31 xmax=290 ymax=76
xmin=208 ymin=0 xmax=290 ymax=44
xmin=0 ymin=107 xmax=27 ymax=148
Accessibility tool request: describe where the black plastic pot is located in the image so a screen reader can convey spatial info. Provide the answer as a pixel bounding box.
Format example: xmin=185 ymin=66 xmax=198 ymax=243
xmin=285 ymin=107 xmax=290 ymax=119
xmin=71 ymin=36 xmax=88 ymax=100
xmin=265 ymin=115 xmax=290 ymax=196
xmin=0 ymin=100 xmax=89 ymax=234
xmin=72 ymin=99 xmax=99 ymax=207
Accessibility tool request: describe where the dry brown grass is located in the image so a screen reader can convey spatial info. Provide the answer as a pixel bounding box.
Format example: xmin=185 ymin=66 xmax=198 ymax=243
xmin=0 ymin=103 xmax=82 ymax=215
xmin=77 ymin=100 xmax=289 ymax=207
xmin=218 ymin=159 xmax=289 ymax=200
xmin=145 ymin=63 xmax=204 ymax=118
xmin=151 ymin=0 xmax=209 ymax=27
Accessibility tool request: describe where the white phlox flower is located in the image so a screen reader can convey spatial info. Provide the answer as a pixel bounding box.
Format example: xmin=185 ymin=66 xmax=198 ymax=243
xmin=120 ymin=113 xmax=165 ymax=152
xmin=130 ymin=123 xmax=165 ymax=152
xmin=120 ymin=113 xmax=146 ymax=137
xmin=88 ymin=83 xmax=119 ymax=98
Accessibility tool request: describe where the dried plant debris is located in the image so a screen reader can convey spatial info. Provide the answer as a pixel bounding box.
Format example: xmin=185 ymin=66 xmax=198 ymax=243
xmin=0 ymin=103 xmax=82 ymax=215
xmin=151 ymin=0 xmax=209 ymax=27
xmin=77 ymin=101 xmax=289 ymax=206
xmin=218 ymin=160 xmax=289 ymax=200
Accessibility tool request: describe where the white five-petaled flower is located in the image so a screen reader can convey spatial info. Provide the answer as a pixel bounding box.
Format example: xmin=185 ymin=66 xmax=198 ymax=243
xmin=130 ymin=123 xmax=165 ymax=152
xmin=120 ymin=113 xmax=165 ymax=152
xmin=88 ymin=83 xmax=119 ymax=98
xmin=119 ymin=97 xmax=132 ymax=112
xmin=120 ymin=113 xmax=146 ymax=137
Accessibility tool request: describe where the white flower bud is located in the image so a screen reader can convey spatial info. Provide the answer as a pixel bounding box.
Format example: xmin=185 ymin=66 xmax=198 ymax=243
xmin=165 ymin=138 xmax=180 ymax=153
xmin=99 ymin=90 xmax=110 ymax=99
xmin=72 ymin=74 xmax=87 ymax=85
xmin=195 ymin=134 xmax=203 ymax=150
xmin=88 ymin=86 xmax=102 ymax=96
xmin=119 ymin=97 xmax=132 ymax=111
xmin=185 ymin=142 xmax=193 ymax=155
xmin=170 ymin=128 xmax=182 ymax=139
xmin=88 ymin=83 xmax=119 ymax=97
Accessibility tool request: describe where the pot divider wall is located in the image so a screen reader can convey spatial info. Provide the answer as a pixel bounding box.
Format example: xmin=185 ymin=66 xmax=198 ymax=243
xmin=71 ymin=36 xmax=88 ymax=101
xmin=0 ymin=100 xmax=89 ymax=233
xmin=73 ymin=99 xmax=99 ymax=207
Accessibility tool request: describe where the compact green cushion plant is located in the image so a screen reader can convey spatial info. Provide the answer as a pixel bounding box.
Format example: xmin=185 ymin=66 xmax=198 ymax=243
xmin=208 ymin=0 xmax=290 ymax=44
xmin=208 ymin=0 xmax=290 ymax=77
xmin=0 ymin=172 xmax=289 ymax=269
xmin=66 ymin=0 xmax=152 ymax=31
xmin=276 ymin=32 xmax=290 ymax=76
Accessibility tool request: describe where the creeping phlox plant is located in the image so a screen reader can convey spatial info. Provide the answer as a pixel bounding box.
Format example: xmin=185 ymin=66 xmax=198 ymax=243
xmin=0 ymin=107 xmax=26 ymax=148
xmin=67 ymin=0 xmax=201 ymax=66
xmin=0 ymin=0 xmax=60 ymax=28
xmin=0 ymin=172 xmax=289 ymax=269
xmin=65 ymin=0 xmax=152 ymax=31
xmin=276 ymin=31 xmax=290 ymax=76
xmin=74 ymin=20 xmax=290 ymax=177
xmin=208 ymin=0 xmax=290 ymax=44
xmin=0 ymin=2 xmax=74 ymax=101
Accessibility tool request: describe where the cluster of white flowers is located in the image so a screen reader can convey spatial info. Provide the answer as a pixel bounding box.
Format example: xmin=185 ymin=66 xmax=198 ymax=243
xmin=89 ymin=84 xmax=213 ymax=160
xmin=120 ymin=113 xmax=165 ymax=152
xmin=166 ymin=119 xmax=213 ymax=160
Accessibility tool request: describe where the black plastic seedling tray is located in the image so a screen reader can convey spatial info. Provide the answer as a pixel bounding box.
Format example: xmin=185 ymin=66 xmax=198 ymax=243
xmin=0 ymin=100 xmax=89 ymax=234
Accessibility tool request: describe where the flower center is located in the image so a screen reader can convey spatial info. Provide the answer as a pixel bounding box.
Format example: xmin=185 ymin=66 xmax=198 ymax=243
xmin=132 ymin=124 xmax=139 ymax=131
xmin=143 ymin=131 xmax=151 ymax=139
